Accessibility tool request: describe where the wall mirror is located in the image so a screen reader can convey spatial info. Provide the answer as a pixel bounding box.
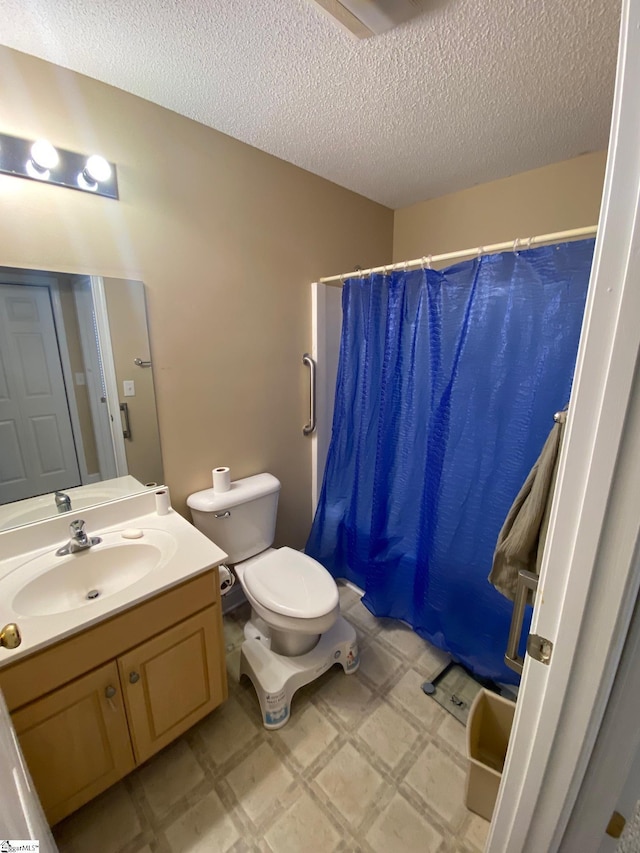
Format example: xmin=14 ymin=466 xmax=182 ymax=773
xmin=0 ymin=266 xmax=163 ymax=531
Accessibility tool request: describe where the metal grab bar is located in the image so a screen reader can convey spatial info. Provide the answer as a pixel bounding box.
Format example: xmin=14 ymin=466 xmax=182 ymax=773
xmin=504 ymin=569 xmax=539 ymax=674
xmin=302 ymin=353 xmax=316 ymax=436
xmin=119 ymin=402 xmax=132 ymax=439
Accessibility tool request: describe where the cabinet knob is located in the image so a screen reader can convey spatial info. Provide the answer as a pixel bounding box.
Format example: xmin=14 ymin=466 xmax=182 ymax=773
xmin=129 ymin=671 xmax=140 ymax=684
xmin=105 ymin=685 xmax=117 ymax=699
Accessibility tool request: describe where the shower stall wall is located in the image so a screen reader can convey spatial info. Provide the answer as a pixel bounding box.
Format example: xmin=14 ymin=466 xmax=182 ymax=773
xmin=310 ymin=281 xmax=342 ymax=516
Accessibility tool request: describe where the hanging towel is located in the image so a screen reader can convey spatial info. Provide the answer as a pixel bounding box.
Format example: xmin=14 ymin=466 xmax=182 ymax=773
xmin=488 ymin=412 xmax=567 ymax=601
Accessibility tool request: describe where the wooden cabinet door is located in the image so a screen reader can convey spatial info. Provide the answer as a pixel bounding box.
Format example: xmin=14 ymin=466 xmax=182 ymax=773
xmin=12 ymin=660 xmax=134 ymax=825
xmin=118 ymin=605 xmax=226 ymax=764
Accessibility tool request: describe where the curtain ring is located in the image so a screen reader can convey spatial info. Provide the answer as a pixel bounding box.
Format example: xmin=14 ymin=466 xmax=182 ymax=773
xmin=477 ymin=246 xmax=484 ymax=260
xmin=526 ymin=236 xmax=533 ymax=250
xmin=421 ymin=256 xmax=427 ymax=270
xmin=513 ymin=238 xmax=520 ymax=253
xmin=426 ymin=254 xmax=432 ymax=270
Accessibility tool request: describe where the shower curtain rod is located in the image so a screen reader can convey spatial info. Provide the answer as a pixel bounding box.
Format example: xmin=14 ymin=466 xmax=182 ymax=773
xmin=318 ymin=224 xmax=598 ymax=284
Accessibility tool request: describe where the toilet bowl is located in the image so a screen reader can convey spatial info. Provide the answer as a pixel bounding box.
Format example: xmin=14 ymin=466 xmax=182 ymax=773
xmin=237 ymin=547 xmax=340 ymax=655
xmin=187 ymin=472 xmax=359 ymax=728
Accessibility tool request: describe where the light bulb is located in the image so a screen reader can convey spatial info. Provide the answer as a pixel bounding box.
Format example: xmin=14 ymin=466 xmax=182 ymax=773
xmin=84 ymin=154 xmax=111 ymax=183
xmin=26 ymin=138 xmax=59 ymax=180
xmin=30 ymin=139 xmax=59 ymax=170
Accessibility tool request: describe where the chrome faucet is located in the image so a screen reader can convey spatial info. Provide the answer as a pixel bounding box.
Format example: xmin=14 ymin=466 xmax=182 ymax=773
xmin=55 ymin=491 xmax=72 ymax=513
xmin=56 ymin=519 xmax=102 ymax=556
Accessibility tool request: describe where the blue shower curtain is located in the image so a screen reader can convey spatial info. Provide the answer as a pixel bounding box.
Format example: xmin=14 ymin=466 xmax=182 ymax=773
xmin=306 ymin=239 xmax=594 ymax=683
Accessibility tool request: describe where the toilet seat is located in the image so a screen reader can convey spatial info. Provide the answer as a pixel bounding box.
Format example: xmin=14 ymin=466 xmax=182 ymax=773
xmin=243 ymin=547 xmax=339 ymax=619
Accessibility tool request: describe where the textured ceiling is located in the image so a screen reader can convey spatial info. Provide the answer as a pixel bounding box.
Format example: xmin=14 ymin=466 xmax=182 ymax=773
xmin=0 ymin=0 xmax=620 ymax=208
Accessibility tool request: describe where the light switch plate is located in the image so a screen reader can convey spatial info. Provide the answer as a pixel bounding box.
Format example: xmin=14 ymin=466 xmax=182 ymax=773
xmin=123 ymin=380 xmax=135 ymax=397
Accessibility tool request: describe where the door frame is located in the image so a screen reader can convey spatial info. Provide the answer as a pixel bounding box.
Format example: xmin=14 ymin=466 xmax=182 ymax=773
xmin=74 ymin=278 xmax=118 ymax=482
xmin=48 ymin=280 xmax=96 ymax=486
xmin=568 ymin=589 xmax=640 ymax=851
xmin=488 ymin=1 xmax=640 ymax=848
xmin=90 ymin=275 xmax=128 ymax=477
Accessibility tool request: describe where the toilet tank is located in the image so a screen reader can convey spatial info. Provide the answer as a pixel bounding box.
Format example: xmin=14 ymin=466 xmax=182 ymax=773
xmin=187 ymin=473 xmax=280 ymax=564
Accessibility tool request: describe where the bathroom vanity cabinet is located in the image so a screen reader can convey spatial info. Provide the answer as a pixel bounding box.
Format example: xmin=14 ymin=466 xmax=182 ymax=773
xmin=0 ymin=568 xmax=227 ymax=825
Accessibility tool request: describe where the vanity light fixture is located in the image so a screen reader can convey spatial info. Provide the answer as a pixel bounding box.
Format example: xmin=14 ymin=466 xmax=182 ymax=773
xmin=0 ymin=131 xmax=118 ymax=199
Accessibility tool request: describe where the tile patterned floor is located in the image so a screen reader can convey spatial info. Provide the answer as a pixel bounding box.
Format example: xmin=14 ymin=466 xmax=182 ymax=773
xmin=53 ymin=584 xmax=491 ymax=853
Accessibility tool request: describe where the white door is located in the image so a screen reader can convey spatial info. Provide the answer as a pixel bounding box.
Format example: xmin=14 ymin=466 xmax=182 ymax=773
xmin=488 ymin=2 xmax=640 ymax=849
xmin=0 ymin=283 xmax=81 ymax=503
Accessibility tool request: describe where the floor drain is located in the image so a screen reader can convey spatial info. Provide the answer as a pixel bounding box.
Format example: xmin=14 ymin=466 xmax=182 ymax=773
xmin=86 ymin=589 xmax=100 ymax=600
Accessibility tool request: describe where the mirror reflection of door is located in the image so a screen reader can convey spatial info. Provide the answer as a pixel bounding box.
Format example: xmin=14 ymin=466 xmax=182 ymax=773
xmin=0 ymin=283 xmax=82 ymax=502
xmin=0 ymin=269 xmax=163 ymax=510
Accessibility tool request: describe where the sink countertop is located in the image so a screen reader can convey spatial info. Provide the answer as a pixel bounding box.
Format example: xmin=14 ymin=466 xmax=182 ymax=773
xmin=0 ymin=491 xmax=227 ymax=668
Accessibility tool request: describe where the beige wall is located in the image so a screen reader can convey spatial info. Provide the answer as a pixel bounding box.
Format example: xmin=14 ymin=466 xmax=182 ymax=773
xmin=0 ymin=46 xmax=393 ymax=547
xmin=393 ymin=151 xmax=607 ymax=262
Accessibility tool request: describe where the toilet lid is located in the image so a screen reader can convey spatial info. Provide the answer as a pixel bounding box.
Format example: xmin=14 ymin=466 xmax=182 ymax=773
xmin=243 ymin=547 xmax=339 ymax=619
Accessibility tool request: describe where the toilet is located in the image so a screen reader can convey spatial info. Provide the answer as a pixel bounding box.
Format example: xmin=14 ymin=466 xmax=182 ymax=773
xmin=187 ymin=473 xmax=359 ymax=728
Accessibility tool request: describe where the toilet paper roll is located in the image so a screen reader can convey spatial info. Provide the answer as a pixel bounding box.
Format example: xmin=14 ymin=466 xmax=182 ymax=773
xmin=218 ymin=565 xmax=235 ymax=595
xmin=212 ymin=467 xmax=231 ymax=492
xmin=155 ymin=488 xmax=171 ymax=516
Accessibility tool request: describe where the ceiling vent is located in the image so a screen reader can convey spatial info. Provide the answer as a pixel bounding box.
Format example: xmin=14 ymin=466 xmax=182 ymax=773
xmin=310 ymin=0 xmax=425 ymax=39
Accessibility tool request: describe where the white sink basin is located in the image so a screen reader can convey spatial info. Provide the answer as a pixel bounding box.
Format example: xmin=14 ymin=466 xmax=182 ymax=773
xmin=0 ymin=491 xmax=229 ymax=665
xmin=12 ymin=529 xmax=177 ymax=617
